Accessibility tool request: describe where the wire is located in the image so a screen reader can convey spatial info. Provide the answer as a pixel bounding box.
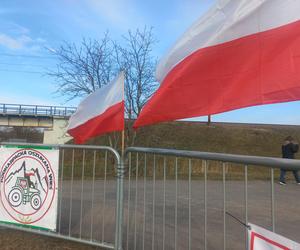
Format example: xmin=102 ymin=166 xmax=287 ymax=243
xmin=226 ymin=212 xmax=251 ymax=230
xmin=0 ymin=69 xmax=45 ymax=74
xmin=0 ymin=62 xmax=54 ymax=67
xmin=0 ymin=52 xmax=56 ymax=59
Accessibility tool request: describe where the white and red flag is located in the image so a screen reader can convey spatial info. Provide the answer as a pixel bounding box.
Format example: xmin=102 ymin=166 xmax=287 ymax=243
xmin=134 ymin=0 xmax=300 ymax=128
xmin=248 ymin=223 xmax=300 ymax=250
xmin=67 ymin=72 xmax=125 ymax=144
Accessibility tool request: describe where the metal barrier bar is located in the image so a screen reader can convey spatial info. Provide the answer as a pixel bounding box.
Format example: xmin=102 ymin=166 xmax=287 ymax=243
xmin=126 ymin=147 xmax=300 ymax=170
xmin=1 ymin=223 xmax=114 ymax=249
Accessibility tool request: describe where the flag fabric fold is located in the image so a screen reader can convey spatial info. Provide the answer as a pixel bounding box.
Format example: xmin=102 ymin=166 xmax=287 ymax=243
xmin=134 ymin=0 xmax=300 ymax=128
xmin=248 ymin=223 xmax=300 ymax=249
xmin=67 ymin=72 xmax=124 ymax=144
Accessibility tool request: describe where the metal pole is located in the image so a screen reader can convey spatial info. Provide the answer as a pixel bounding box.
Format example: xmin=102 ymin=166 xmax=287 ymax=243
xmin=271 ymin=168 xmax=275 ymax=232
xmin=134 ymin=153 xmax=139 ymax=250
xmin=142 ymin=154 xmax=147 ymax=250
xmin=222 ymin=162 xmax=226 ymax=250
xmin=152 ymin=155 xmax=156 ymax=250
xmin=163 ymin=157 xmax=166 ymax=250
xmin=115 ymin=155 xmax=125 ymax=250
xmin=90 ymin=151 xmax=96 ymax=240
xmin=188 ymin=159 xmax=192 ymax=250
xmin=245 ymin=165 xmax=248 ymax=250
xmin=126 ymin=153 xmax=132 ymax=250
xmin=79 ymin=150 xmax=85 ymax=239
xmin=58 ymin=149 xmax=65 ymax=234
xmin=102 ymin=152 xmax=108 ymax=242
xmin=68 ymin=149 xmax=75 ymax=237
xmin=204 ymin=160 xmax=207 ymax=250
xmin=175 ymin=158 xmax=178 ymax=250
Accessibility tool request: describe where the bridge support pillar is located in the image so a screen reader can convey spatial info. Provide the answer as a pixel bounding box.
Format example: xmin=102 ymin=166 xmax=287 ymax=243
xmin=43 ymin=118 xmax=72 ymax=144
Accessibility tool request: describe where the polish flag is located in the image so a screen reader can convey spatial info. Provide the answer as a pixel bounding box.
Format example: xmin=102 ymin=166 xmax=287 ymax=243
xmin=248 ymin=223 xmax=300 ymax=249
xmin=67 ymin=72 xmax=124 ymax=144
xmin=134 ymin=0 xmax=300 ymax=128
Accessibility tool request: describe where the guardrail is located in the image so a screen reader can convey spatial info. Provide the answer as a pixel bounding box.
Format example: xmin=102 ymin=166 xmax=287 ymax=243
xmin=0 ymin=104 xmax=77 ymax=117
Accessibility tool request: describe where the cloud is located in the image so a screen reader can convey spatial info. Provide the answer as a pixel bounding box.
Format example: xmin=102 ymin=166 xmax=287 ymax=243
xmin=10 ymin=23 xmax=30 ymax=35
xmin=0 ymin=34 xmax=25 ymax=49
xmin=0 ymin=22 xmax=47 ymax=51
xmin=0 ymin=33 xmax=46 ymax=52
xmin=86 ymin=0 xmax=144 ymax=30
xmin=0 ymin=33 xmax=46 ymax=51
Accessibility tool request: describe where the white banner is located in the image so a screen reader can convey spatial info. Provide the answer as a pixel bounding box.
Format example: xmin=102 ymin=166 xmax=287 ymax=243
xmin=248 ymin=223 xmax=300 ymax=250
xmin=0 ymin=145 xmax=59 ymax=231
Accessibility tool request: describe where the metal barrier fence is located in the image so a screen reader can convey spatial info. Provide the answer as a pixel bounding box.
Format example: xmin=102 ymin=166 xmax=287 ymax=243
xmin=0 ymin=104 xmax=76 ymax=117
xmin=0 ymin=143 xmax=124 ymax=250
xmin=1 ymin=144 xmax=300 ymax=249
xmin=124 ymin=147 xmax=300 ymax=250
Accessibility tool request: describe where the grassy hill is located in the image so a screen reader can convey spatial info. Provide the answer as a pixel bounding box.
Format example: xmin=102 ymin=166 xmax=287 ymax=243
xmin=86 ymin=121 xmax=300 ymax=180
xmin=91 ymin=121 xmax=300 ymax=159
xmin=3 ymin=120 xmax=298 ymax=159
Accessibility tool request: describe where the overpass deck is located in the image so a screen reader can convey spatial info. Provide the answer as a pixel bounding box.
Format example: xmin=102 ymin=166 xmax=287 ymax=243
xmin=0 ymin=103 xmax=76 ymax=118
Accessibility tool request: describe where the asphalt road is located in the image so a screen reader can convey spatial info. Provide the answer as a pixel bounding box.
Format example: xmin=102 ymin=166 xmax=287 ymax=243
xmin=54 ymin=178 xmax=300 ymax=250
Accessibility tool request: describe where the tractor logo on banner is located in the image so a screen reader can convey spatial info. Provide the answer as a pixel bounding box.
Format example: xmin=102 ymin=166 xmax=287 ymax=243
xmin=0 ymin=147 xmax=58 ymax=231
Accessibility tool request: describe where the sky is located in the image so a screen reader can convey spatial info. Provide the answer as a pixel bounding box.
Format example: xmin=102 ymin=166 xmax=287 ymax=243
xmin=0 ymin=0 xmax=299 ymax=125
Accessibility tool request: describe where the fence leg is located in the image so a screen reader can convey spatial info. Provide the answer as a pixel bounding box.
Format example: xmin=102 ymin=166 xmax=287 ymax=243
xmin=115 ymin=158 xmax=125 ymax=250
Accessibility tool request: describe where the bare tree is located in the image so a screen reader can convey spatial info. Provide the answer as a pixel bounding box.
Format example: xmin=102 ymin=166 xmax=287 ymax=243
xmin=48 ymin=28 xmax=157 ymax=146
xmin=48 ymin=33 xmax=116 ymax=101
xmin=114 ymin=27 xmax=158 ymax=120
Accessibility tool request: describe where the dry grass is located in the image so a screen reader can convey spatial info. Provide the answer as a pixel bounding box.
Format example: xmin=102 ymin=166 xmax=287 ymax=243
xmin=0 ymin=229 xmax=101 ymax=250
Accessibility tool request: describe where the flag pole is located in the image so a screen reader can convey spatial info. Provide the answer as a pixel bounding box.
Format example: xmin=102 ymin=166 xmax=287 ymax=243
xmin=121 ymin=128 xmax=125 ymax=157
xmin=121 ymin=71 xmax=125 ymax=157
xmin=116 ymin=71 xmax=125 ymax=249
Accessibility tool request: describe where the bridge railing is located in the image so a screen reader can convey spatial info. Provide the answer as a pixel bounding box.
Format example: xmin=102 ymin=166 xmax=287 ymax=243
xmin=0 ymin=104 xmax=77 ymax=117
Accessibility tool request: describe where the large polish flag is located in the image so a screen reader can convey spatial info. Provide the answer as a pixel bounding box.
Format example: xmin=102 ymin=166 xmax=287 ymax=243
xmin=67 ymin=72 xmax=124 ymax=144
xmin=134 ymin=0 xmax=300 ymax=128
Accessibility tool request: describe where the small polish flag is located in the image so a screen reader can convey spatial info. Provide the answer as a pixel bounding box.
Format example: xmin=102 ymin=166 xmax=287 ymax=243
xmin=248 ymin=223 xmax=300 ymax=250
xmin=67 ymin=72 xmax=125 ymax=144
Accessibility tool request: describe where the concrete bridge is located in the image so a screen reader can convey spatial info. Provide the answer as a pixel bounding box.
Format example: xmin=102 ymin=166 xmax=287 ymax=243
xmin=0 ymin=103 xmax=76 ymax=144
